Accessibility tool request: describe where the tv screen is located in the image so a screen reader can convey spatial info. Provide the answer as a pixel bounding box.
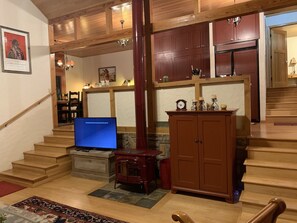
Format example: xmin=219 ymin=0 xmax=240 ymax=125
xmin=74 ymin=117 xmax=117 ymax=150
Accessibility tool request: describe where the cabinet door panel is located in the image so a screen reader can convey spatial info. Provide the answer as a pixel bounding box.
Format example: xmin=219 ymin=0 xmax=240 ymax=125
xmin=198 ymin=115 xmax=228 ymax=194
xmin=154 ymin=31 xmax=173 ymax=53
xmin=236 ymin=14 xmax=259 ymax=42
xmin=213 ymin=19 xmax=234 ymax=45
xmin=234 ymin=49 xmax=259 ymax=121
xmin=173 ymin=52 xmax=192 ymax=81
xmin=169 ymin=116 xmax=199 ymax=189
xmin=155 ymin=53 xmax=173 ymax=82
xmin=173 ymin=27 xmax=192 ymax=51
xmin=193 ymin=22 xmax=209 ymax=48
xmin=215 ymin=52 xmax=232 ymax=76
xmin=192 ymin=48 xmax=210 ymax=78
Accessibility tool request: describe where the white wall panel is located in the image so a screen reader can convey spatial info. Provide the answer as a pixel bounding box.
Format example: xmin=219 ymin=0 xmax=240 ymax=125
xmin=115 ymin=91 xmax=136 ymax=126
xmin=87 ymin=93 xmax=111 ymax=117
xmin=156 ymin=87 xmax=195 ymax=121
xmin=202 ymin=83 xmax=244 ymax=115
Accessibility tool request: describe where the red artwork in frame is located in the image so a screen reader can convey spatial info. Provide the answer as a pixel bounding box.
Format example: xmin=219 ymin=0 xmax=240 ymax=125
xmin=0 ymin=26 xmax=31 ymax=74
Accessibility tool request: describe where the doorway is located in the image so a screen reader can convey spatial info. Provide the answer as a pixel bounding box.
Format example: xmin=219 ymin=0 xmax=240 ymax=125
xmin=267 ymin=13 xmax=297 ymax=88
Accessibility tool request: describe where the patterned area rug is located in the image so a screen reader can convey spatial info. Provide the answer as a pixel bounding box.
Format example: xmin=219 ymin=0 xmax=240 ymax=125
xmin=89 ymin=182 xmax=168 ymax=209
xmin=0 ymin=181 xmax=25 ymax=197
xmin=13 ymin=196 xmax=128 ymax=223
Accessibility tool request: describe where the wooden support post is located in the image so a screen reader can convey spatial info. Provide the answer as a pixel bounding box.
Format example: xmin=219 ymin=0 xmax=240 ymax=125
xmin=132 ymin=0 xmax=147 ymax=149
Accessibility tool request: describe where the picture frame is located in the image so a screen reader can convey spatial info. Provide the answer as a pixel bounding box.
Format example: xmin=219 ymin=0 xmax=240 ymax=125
xmin=98 ymin=66 xmax=116 ymax=82
xmin=0 ymin=26 xmax=31 ymax=74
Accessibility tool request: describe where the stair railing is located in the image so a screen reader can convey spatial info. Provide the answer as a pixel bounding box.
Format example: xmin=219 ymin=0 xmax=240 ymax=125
xmin=0 ymin=92 xmax=53 ymax=131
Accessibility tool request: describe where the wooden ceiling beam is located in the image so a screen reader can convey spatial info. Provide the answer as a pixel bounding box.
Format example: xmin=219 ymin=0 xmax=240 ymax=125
xmin=48 ymin=0 xmax=130 ymax=24
xmin=153 ymin=0 xmax=297 ymax=33
xmin=50 ymin=29 xmax=132 ymax=53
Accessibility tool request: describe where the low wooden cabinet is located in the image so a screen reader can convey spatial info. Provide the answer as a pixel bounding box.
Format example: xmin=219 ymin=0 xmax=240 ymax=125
xmin=166 ymin=110 xmax=236 ymax=202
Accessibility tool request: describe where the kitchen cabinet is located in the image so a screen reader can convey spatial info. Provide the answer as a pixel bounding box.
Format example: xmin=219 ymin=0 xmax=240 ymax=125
xmin=213 ymin=13 xmax=259 ymax=45
xmin=214 ymin=48 xmax=259 ymax=122
xmin=166 ymin=110 xmax=237 ymax=203
xmin=154 ymin=23 xmax=210 ymax=82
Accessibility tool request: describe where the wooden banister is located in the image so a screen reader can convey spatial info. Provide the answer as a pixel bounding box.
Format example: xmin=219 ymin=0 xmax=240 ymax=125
xmin=0 ymin=92 xmax=53 ymax=131
xmin=172 ymin=198 xmax=286 ymax=223
xmin=247 ymin=198 xmax=286 ymax=223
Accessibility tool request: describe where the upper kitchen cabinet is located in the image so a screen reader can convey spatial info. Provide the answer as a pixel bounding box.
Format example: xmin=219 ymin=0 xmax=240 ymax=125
xmin=213 ymin=13 xmax=259 ymax=45
xmin=154 ymin=22 xmax=210 ymax=83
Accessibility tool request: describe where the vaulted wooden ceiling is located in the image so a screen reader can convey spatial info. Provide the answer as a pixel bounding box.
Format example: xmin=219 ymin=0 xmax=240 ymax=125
xmin=31 ymin=0 xmax=113 ymax=20
xmin=31 ymin=0 xmax=297 ymax=57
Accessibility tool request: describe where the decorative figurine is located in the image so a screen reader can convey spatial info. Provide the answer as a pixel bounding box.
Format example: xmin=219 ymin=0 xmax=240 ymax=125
xmin=191 ymin=99 xmax=198 ymax=111
xmin=210 ymin=94 xmax=219 ymax=111
xmin=198 ymin=97 xmax=206 ymax=111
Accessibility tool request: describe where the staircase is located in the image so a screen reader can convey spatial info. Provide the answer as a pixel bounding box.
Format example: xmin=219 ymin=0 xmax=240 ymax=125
xmin=238 ymin=137 xmax=297 ymax=223
xmin=266 ymin=87 xmax=297 ymax=123
xmin=0 ymin=125 xmax=75 ymax=187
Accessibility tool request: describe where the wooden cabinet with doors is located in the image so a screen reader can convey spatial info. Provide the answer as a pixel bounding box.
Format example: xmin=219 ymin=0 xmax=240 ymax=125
xmin=154 ymin=22 xmax=210 ymax=82
xmin=166 ymin=110 xmax=237 ymax=203
xmin=213 ymin=13 xmax=259 ymax=45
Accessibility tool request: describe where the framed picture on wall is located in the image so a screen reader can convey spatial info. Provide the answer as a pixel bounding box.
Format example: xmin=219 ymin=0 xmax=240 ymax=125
xmin=98 ymin=66 xmax=116 ymax=82
xmin=0 ymin=26 xmax=32 ymax=74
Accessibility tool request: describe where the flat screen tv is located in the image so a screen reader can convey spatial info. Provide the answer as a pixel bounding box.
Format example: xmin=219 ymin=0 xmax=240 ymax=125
xmin=74 ymin=117 xmax=117 ymax=150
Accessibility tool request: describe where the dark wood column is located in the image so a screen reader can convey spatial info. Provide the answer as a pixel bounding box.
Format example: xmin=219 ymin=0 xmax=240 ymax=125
xmin=132 ymin=0 xmax=147 ymax=149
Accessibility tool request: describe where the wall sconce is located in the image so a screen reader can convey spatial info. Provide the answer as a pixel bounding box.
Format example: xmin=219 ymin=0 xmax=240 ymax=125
xmin=290 ymin=57 xmax=297 ymax=74
xmin=122 ymin=79 xmax=131 ymax=86
xmin=227 ymin=16 xmax=241 ymax=26
xmin=56 ymin=53 xmax=75 ymax=71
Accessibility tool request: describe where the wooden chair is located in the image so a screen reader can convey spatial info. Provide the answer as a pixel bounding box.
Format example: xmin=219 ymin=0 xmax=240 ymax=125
xmin=171 ymin=198 xmax=286 ymax=223
xmin=57 ymin=93 xmax=69 ymax=123
xmin=68 ymin=91 xmax=80 ymax=122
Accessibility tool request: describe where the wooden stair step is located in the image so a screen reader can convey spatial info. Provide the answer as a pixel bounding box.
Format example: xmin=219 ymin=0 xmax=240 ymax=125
xmin=266 ymin=110 xmax=297 ymax=116
xmin=248 ymin=138 xmax=297 ymax=149
xmin=24 ymin=150 xmax=68 ymax=158
xmin=247 ymin=146 xmax=297 ymax=153
xmin=44 ymin=135 xmax=74 ymax=144
xmin=240 ymin=191 xmax=297 ymax=211
xmin=244 ymin=159 xmax=297 ymax=170
xmin=0 ymin=169 xmax=47 ymax=182
xmin=35 ymin=142 xmax=74 ymax=147
xmin=24 ymin=150 xmax=70 ymax=164
xmin=52 ymin=126 xmax=74 ymax=136
xmin=12 ymin=159 xmax=58 ymax=170
xmin=242 ymin=174 xmax=297 ymax=190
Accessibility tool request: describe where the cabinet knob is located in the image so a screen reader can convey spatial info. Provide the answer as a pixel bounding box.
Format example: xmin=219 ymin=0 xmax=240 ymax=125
xmin=195 ymin=139 xmax=202 ymax=144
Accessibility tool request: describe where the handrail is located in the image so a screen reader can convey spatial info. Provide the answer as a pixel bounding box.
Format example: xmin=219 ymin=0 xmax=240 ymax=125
xmin=0 ymin=92 xmax=54 ymax=131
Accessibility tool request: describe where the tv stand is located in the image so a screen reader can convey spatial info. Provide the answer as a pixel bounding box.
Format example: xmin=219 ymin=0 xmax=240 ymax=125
xmin=70 ymin=149 xmax=115 ymax=182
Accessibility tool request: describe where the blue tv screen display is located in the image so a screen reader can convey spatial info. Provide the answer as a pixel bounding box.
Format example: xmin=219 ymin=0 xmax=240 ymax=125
xmin=74 ymin=117 xmax=117 ymax=150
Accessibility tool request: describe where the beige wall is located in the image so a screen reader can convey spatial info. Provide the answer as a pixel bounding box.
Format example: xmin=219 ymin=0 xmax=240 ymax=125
xmin=0 ymin=0 xmax=52 ymax=171
xmin=287 ymin=36 xmax=297 ymax=74
xmin=82 ymin=50 xmax=134 ymax=88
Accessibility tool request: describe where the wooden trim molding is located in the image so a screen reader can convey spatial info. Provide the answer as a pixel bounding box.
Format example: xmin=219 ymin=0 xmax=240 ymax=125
xmin=0 ymin=93 xmax=53 ymax=131
xmin=152 ymin=0 xmax=297 ymax=33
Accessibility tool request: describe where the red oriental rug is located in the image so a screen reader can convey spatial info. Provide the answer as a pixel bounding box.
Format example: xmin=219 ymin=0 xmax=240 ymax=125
xmin=0 ymin=181 xmax=25 ymax=197
xmin=13 ymin=196 xmax=128 ymax=223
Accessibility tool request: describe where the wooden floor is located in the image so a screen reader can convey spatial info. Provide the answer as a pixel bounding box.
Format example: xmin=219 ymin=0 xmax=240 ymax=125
xmin=0 ymin=175 xmax=241 ymax=223
xmin=1 ymin=122 xmax=296 ymax=223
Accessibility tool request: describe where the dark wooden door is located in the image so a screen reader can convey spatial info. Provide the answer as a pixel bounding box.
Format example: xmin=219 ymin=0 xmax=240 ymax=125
xmin=215 ymin=51 xmax=232 ymax=76
xmin=169 ymin=115 xmax=199 ymax=190
xmin=198 ymin=115 xmax=228 ymax=194
xmin=234 ymin=49 xmax=259 ymax=121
